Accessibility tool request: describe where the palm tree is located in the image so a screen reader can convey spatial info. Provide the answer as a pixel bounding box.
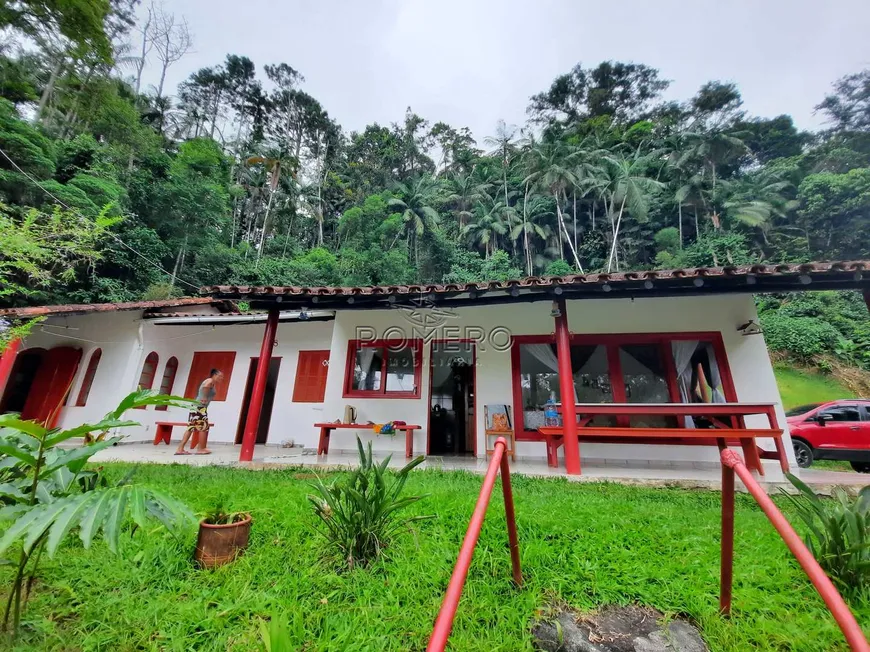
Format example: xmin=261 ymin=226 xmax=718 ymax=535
xmin=523 ymin=140 xmax=585 ymax=271
xmin=246 ymin=148 xmax=298 ymax=266
xmin=677 ymin=130 xmax=748 ymax=229
xmin=462 ymin=198 xmax=509 ymax=258
xmin=511 ymin=195 xmax=554 ymax=275
xmin=722 ymin=170 xmax=798 ymax=241
xmin=445 ymin=170 xmax=487 ymax=234
xmin=387 ymin=175 xmax=442 ymax=270
xmin=598 ymin=149 xmax=664 ymax=272
xmin=484 ymin=120 xmax=520 ymax=210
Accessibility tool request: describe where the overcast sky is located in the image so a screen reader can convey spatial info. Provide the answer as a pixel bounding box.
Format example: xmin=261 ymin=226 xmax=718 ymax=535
xmin=141 ymin=0 xmax=870 ymax=141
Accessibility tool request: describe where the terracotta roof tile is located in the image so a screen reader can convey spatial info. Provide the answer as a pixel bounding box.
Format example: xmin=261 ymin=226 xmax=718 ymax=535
xmin=0 ymin=297 xmax=238 ymax=319
xmin=199 ymin=260 xmax=870 ymax=306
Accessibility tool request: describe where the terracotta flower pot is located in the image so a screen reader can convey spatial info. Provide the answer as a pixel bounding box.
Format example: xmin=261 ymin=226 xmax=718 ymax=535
xmin=194 ymin=514 xmax=252 ymax=569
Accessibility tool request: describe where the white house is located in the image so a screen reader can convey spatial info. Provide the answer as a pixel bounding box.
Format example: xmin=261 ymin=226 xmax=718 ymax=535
xmin=1 ymin=261 xmax=868 ymax=481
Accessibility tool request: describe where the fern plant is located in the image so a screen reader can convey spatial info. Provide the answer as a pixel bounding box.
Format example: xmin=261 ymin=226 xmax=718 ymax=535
xmin=0 ymin=389 xmax=197 ymax=636
xmin=781 ymin=473 xmax=870 ymax=600
xmin=307 ymin=437 xmax=431 ymax=569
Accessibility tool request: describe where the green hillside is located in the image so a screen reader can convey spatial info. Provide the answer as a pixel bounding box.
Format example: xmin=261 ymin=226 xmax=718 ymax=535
xmin=774 ymin=365 xmax=856 ymax=410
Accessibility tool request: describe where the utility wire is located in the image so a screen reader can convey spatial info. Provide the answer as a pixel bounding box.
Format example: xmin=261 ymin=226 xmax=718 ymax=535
xmin=0 ymin=146 xmax=202 ymax=291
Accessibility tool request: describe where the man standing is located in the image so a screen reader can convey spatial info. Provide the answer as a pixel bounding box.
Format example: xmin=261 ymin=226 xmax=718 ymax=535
xmin=175 ymin=368 xmax=223 ymax=456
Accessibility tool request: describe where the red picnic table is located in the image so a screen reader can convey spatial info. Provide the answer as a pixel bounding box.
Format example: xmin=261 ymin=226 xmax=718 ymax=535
xmin=314 ymin=422 xmax=422 ymax=459
xmin=537 ymin=402 xmax=786 ymax=475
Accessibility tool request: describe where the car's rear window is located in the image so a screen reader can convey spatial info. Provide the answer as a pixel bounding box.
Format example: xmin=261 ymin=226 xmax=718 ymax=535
xmin=785 ymin=403 xmax=823 ymax=417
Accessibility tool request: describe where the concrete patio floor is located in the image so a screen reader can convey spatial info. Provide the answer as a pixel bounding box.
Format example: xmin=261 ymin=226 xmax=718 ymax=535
xmin=87 ymin=441 xmax=870 ymax=492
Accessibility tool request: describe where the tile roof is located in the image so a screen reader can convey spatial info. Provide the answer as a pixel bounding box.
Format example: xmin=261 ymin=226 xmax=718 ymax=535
xmin=0 ymin=297 xmax=238 ymax=319
xmin=202 ymin=261 xmax=870 ymax=309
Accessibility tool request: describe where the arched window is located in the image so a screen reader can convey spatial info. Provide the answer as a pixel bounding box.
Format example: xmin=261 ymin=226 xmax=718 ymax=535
xmin=154 ymin=357 xmax=179 ymax=412
xmin=134 ymin=352 xmax=159 ymax=409
xmin=74 ymin=348 xmax=102 ymax=407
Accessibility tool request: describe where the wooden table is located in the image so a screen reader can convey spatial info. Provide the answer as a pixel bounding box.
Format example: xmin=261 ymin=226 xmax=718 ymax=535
xmin=539 ymin=403 xmax=786 ymax=475
xmin=314 ymin=423 xmax=422 ymax=459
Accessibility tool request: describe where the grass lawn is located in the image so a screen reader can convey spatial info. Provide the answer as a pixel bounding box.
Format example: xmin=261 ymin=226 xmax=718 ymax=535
xmin=3 ymin=463 xmax=868 ymax=651
xmin=774 ymin=365 xmax=855 ymax=411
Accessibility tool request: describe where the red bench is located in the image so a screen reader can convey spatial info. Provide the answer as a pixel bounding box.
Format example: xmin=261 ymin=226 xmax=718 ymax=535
xmin=153 ymin=421 xmax=214 ymax=447
xmin=314 ymin=423 xmax=422 ymax=459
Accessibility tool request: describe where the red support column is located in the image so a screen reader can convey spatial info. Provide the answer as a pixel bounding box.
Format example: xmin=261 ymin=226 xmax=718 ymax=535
xmin=554 ymin=299 xmax=581 ymax=475
xmin=720 ymin=462 xmax=735 ymax=616
xmin=863 ymin=290 xmax=870 ymax=313
xmin=0 ymin=337 xmax=22 ymax=400
xmin=239 ymin=309 xmax=279 ymax=462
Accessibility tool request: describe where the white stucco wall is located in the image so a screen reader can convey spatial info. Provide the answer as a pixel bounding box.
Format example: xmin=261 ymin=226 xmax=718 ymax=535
xmin=10 ymin=294 xmax=793 ymax=475
xmin=320 ymin=294 xmax=793 ymax=471
xmin=20 ymin=312 xmax=334 ymax=445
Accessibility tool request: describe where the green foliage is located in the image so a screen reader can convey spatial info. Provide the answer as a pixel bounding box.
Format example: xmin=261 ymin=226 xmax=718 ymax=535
xmin=758 ymin=292 xmax=870 ymax=369
xmin=0 ymin=202 xmax=120 ymax=304
xmin=307 ymin=437 xmax=430 ymax=569
xmin=0 ymin=18 xmax=868 ymax=372
xmin=544 ymin=259 xmax=575 ymax=276
xmin=202 ymin=496 xmax=245 ymax=525
xmin=781 ymin=475 xmax=870 ymax=601
xmin=0 ymin=389 xmax=196 ymax=635
xmin=760 ymin=314 xmax=842 ymax=362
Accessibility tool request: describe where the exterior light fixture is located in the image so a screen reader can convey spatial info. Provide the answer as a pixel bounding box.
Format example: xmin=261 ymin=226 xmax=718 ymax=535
xmin=550 ymin=301 xmax=561 ymax=318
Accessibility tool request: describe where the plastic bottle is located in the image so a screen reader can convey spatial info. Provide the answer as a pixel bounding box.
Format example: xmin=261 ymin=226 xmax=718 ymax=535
xmin=544 ymin=393 xmax=559 ymax=427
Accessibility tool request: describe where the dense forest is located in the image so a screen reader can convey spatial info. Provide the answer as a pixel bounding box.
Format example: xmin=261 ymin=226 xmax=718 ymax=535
xmin=1 ymin=1 xmax=869 ymax=372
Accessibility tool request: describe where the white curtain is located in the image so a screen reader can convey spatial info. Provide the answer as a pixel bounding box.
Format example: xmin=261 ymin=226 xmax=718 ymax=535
xmin=357 ymin=347 xmax=376 ymax=389
xmin=525 ymin=343 xmax=579 ymax=401
xmin=671 ymin=340 xmax=699 ymax=427
xmin=705 ymin=343 xmax=727 ymax=403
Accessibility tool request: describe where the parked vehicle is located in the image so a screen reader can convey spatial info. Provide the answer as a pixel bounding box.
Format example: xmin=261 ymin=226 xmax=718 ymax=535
xmin=787 ymin=400 xmax=870 ymax=472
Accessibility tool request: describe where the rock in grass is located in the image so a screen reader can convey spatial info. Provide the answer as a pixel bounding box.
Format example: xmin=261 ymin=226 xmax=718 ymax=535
xmin=532 ymin=605 xmax=707 ymax=652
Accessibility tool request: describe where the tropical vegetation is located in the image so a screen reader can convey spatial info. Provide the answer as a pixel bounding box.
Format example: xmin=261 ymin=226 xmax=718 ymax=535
xmin=1 ymin=5 xmax=868 ymax=368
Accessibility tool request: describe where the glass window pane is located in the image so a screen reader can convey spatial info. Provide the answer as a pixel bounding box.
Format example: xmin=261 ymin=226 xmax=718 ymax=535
xmin=352 ymin=347 xmax=383 ymax=391
xmin=385 ymin=346 xmax=416 ymax=392
xmin=619 ymin=344 xmax=669 ymax=403
xmin=573 ymin=345 xmax=612 ymax=403
xmin=519 ymin=344 xmax=561 ymax=430
xmin=821 ymin=406 xmax=860 ymax=421
xmin=619 ymin=344 xmax=672 ymax=427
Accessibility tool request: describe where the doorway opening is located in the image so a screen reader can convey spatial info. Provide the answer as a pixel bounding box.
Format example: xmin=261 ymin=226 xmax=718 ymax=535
xmin=428 ymin=341 xmax=475 ymax=455
xmin=0 ymin=349 xmax=46 ymax=414
xmin=235 ymin=357 xmax=281 ymax=445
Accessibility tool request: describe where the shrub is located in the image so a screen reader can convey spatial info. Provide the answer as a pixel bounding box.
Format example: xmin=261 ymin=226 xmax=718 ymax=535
xmin=544 ymin=259 xmax=574 ymax=277
xmin=307 ymin=438 xmax=430 ymax=569
xmin=781 ymin=474 xmax=870 ymax=601
xmin=0 ymin=390 xmax=196 ymax=636
xmin=759 ymin=314 xmax=841 ymax=362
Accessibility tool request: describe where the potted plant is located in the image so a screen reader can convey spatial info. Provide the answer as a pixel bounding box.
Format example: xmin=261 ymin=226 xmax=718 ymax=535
xmin=195 ymin=499 xmax=251 ymax=568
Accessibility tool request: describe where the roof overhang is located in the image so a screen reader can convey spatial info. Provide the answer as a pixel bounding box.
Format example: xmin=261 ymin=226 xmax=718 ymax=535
xmin=202 ymin=262 xmax=870 ymax=312
xmin=0 ymin=298 xmax=238 ymax=320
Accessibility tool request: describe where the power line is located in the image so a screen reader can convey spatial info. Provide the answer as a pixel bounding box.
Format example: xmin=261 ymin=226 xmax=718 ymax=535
xmin=0 ymin=146 xmax=202 ymax=291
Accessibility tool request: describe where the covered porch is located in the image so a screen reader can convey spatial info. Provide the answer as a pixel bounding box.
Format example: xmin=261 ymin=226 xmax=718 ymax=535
xmin=204 ymin=261 xmax=870 ymax=477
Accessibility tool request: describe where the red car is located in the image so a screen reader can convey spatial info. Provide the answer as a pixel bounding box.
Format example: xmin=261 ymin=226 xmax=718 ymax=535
xmin=787 ymin=399 xmax=870 ymax=471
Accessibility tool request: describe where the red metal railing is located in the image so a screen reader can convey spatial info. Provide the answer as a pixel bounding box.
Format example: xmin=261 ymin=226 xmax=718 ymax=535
xmin=427 ymin=437 xmax=522 ymax=651
xmin=719 ymin=449 xmax=870 ymax=651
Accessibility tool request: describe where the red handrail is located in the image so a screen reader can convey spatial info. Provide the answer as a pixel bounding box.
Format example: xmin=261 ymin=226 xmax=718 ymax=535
xmin=427 ymin=438 xmax=521 ymax=651
xmin=719 ymin=449 xmax=870 ymax=651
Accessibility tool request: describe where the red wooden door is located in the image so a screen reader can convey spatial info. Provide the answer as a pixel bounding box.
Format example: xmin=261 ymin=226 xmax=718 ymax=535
xmin=20 ymin=347 xmax=82 ymax=427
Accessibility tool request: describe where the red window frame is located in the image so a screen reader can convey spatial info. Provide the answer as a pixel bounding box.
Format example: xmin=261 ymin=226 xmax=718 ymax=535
xmin=134 ymin=351 xmax=159 ymax=409
xmin=343 ymin=339 xmax=423 ymax=399
xmin=509 ymin=332 xmax=737 ymax=441
xmin=74 ymin=348 xmax=102 ymax=407
xmin=292 ymin=350 xmax=330 ymax=403
xmin=154 ymin=356 xmax=179 ymax=411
